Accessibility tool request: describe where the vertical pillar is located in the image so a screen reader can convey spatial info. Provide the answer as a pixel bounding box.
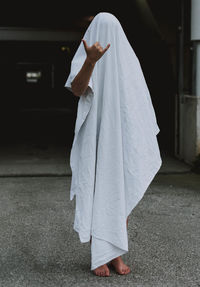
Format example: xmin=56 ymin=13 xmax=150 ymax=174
xmin=177 ymin=0 xmax=200 ymax=164
xmin=191 ymin=0 xmax=200 ymax=156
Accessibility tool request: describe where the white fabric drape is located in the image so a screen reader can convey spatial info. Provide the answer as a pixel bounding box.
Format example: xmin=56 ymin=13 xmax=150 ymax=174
xmin=64 ymin=12 xmax=162 ymax=270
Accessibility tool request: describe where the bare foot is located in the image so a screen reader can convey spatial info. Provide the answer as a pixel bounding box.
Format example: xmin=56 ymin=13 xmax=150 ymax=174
xmin=109 ymin=256 xmax=131 ymax=275
xmin=91 ymin=215 xmax=129 ymax=276
xmin=93 ymin=264 xmax=110 ymax=277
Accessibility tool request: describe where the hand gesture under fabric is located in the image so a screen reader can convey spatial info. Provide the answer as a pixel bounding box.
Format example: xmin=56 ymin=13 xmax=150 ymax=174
xmin=82 ymin=39 xmax=110 ymax=65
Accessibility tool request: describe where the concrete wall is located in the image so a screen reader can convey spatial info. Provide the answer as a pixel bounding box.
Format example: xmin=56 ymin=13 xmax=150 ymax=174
xmin=191 ymin=0 xmax=200 ymax=160
xmin=179 ymin=0 xmax=200 ymax=165
xmin=196 ymin=45 xmax=200 ymax=155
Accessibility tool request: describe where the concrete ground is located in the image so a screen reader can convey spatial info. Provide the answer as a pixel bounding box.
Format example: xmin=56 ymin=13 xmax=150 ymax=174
xmin=0 ymin=144 xmax=200 ymax=287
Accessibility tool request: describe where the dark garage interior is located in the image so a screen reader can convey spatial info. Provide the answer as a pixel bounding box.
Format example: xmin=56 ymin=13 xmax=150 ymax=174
xmin=0 ymin=1 xmax=181 ymax=155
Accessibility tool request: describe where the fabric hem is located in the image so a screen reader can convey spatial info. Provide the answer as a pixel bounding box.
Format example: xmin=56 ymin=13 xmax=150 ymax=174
xmin=91 ymin=248 xmax=128 ymax=270
xmin=91 ymin=232 xmax=128 ymax=252
xmin=73 ymin=225 xmax=91 ymax=243
xmin=126 ymin=158 xmax=162 ymax=218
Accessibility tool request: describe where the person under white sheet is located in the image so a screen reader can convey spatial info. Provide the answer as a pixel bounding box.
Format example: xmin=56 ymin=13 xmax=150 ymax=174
xmin=64 ymin=12 xmax=162 ymax=277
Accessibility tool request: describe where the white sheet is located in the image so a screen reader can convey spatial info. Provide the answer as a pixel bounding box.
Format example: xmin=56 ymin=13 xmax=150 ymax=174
xmin=64 ymin=12 xmax=162 ymax=270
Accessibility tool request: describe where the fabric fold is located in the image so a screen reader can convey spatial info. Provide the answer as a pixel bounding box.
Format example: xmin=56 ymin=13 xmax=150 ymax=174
xmin=91 ymin=236 xmax=128 ymax=270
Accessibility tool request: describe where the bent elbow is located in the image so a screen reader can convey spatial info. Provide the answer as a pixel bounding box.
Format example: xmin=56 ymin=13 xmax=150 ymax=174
xmin=71 ymin=80 xmax=88 ymax=97
xmin=71 ymin=82 xmax=81 ymax=97
xmin=72 ymin=89 xmax=81 ymax=97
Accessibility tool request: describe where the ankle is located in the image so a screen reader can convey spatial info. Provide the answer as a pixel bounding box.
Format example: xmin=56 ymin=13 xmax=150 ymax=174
xmin=111 ymin=256 xmax=121 ymax=262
